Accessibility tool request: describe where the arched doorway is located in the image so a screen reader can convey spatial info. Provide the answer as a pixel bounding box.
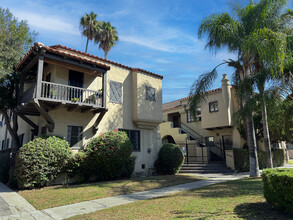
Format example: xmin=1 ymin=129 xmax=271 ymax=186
xmin=162 ymin=135 xmax=176 ymax=144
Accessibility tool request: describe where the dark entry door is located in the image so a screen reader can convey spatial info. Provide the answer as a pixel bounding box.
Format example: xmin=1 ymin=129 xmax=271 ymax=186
xmin=68 ymin=70 xmax=84 ymax=101
xmin=222 ymin=135 xmax=233 ymax=150
xmin=172 ymin=115 xmax=180 ymax=128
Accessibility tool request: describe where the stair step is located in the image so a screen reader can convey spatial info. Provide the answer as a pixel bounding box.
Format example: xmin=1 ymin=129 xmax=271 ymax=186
xmin=182 ymin=164 xmax=225 ymax=168
xmin=180 ymin=166 xmax=228 ymax=171
xmin=179 ymin=169 xmax=234 ymax=174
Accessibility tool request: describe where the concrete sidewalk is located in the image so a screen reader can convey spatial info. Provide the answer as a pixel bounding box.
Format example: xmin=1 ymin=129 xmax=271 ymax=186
xmin=1 ymin=173 xmax=248 ymax=220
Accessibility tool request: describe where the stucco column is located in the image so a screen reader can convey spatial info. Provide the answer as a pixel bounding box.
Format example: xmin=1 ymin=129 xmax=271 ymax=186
xmin=221 ymin=74 xmax=232 ymax=125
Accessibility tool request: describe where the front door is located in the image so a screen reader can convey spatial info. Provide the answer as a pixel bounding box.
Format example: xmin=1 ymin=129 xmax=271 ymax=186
xmin=68 ymin=70 xmax=84 ymax=101
xmin=172 ymin=115 xmax=180 ymax=128
xmin=222 ymin=135 xmax=233 ymax=150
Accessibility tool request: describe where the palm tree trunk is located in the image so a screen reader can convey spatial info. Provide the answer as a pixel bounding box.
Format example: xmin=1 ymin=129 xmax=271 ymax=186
xmin=261 ymin=99 xmax=273 ymax=168
xmin=246 ymin=115 xmax=260 ymax=177
xmin=85 ymin=38 xmax=89 ymax=53
xmin=104 ymin=51 xmax=108 ymax=60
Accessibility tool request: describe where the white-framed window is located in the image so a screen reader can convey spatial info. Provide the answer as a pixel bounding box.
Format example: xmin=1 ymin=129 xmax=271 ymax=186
xmin=67 ymin=126 xmax=83 ymax=147
xmin=119 ymin=129 xmax=141 ymax=151
xmin=187 ymin=108 xmax=202 ymax=122
xmin=209 ymin=101 xmax=218 ymax=112
xmin=109 ymin=81 xmax=122 ymax=104
xmin=187 ymin=110 xmax=195 ymax=122
xmin=146 ymin=86 xmax=155 ymax=101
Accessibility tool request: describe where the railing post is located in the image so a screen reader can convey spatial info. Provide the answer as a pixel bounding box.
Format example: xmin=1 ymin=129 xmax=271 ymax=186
xmin=102 ymin=71 xmax=107 ymax=108
xmin=185 ymin=139 xmax=189 ymax=165
xmin=35 ymin=55 xmax=44 ymax=98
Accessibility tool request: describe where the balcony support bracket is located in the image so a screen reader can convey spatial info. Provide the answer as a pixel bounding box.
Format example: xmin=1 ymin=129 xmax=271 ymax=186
xmin=93 ymin=109 xmax=108 ymax=133
xmin=16 ymin=111 xmax=39 ymax=135
xmin=33 ymin=99 xmax=55 ymax=132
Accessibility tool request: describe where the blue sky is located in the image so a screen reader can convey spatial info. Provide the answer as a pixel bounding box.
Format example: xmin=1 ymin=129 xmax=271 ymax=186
xmin=3 ymin=0 xmax=290 ymax=103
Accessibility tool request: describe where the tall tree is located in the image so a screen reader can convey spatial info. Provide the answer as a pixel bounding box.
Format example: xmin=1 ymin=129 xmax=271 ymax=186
xmin=80 ymin=12 xmax=99 ymax=53
xmin=95 ymin=21 xmax=118 ymax=59
xmin=0 ymin=7 xmax=36 ymax=149
xmin=0 ymin=7 xmax=36 ymax=78
xmin=189 ymin=0 xmax=289 ymax=177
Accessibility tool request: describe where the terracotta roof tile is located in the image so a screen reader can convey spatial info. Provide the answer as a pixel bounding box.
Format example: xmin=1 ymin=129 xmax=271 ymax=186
xmin=16 ymin=43 xmax=164 ymax=79
xmin=162 ymin=87 xmax=224 ymax=111
xmin=50 ymin=44 xmax=163 ymax=79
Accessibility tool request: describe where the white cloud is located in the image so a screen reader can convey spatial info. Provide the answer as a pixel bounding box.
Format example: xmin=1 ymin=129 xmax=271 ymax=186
xmin=11 ymin=10 xmax=79 ymax=36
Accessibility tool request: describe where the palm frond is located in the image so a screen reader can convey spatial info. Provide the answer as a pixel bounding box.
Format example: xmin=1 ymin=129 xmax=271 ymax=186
xmin=198 ymin=12 xmax=243 ymax=53
xmin=188 ymin=67 xmax=219 ymax=116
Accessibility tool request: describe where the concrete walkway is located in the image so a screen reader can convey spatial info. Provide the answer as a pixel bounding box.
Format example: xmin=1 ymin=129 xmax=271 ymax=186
xmin=0 ymin=173 xmax=248 ymax=220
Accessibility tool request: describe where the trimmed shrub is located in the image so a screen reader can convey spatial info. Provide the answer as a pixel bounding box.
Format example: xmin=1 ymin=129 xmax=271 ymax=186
xmin=262 ymin=168 xmax=293 ymax=215
xmin=82 ymin=130 xmax=135 ymax=181
xmin=233 ymin=149 xmax=249 ymax=172
xmin=16 ymin=136 xmax=71 ymax=189
xmin=155 ymin=143 xmax=184 ymax=175
xmin=272 ymin=149 xmax=285 ymax=167
xmin=233 ymin=148 xmax=286 ymax=172
xmin=63 ymin=152 xmax=86 ymax=177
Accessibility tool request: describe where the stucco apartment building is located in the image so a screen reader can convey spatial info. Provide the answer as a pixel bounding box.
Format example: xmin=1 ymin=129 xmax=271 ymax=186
xmin=160 ymin=74 xmax=243 ymax=166
xmin=0 ymin=42 xmax=163 ymax=175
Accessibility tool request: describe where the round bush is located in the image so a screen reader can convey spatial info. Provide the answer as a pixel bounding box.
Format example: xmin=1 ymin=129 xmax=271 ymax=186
xmin=155 ymin=143 xmax=184 ymax=175
xmin=83 ymin=130 xmax=135 ymax=181
xmin=261 ymin=168 xmax=293 ymax=215
xmin=16 ymin=136 xmax=71 ymax=189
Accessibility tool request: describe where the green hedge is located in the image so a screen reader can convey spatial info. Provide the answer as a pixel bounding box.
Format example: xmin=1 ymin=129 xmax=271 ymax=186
xmin=155 ymin=143 xmax=184 ymax=175
xmin=233 ymin=148 xmax=285 ymax=172
xmin=16 ymin=136 xmax=71 ymax=189
xmin=65 ymin=130 xmax=135 ymax=182
xmin=261 ymin=169 xmax=293 ymax=215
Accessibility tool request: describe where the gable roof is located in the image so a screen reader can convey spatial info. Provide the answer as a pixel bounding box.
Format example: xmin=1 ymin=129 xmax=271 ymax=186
xmin=162 ymin=88 xmax=223 ymax=111
xmin=16 ymin=42 xmax=163 ymax=79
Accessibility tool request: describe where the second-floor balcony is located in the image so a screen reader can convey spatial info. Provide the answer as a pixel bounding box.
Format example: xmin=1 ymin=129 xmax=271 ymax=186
xmin=20 ymin=81 xmax=104 ymax=110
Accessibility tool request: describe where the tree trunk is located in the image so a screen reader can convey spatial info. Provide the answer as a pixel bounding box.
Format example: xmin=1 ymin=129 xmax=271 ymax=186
xmin=246 ymin=115 xmax=260 ymax=177
xmin=104 ymin=51 xmax=108 ymax=60
xmin=85 ymin=38 xmax=89 ymax=53
xmin=261 ymin=99 xmax=273 ymax=168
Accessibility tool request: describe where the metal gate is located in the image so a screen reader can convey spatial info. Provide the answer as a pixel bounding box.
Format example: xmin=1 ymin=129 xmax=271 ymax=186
xmin=177 ymin=140 xmax=226 ymax=165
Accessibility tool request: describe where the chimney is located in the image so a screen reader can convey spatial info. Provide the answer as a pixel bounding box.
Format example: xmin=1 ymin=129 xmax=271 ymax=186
xmin=221 ymin=74 xmax=232 ymax=125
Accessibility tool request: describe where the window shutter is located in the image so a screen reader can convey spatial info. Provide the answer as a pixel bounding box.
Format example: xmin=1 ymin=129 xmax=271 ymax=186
xmin=110 ymin=81 xmax=122 ymax=103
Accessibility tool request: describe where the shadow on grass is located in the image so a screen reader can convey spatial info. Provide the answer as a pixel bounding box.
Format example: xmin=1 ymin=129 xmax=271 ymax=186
xmin=234 ymin=202 xmax=293 ymax=220
xmin=164 ymin=178 xmax=263 ymax=200
xmin=50 ymin=175 xmax=202 ymax=192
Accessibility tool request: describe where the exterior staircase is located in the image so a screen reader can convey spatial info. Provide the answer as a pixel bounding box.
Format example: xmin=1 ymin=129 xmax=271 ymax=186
xmin=179 ymin=162 xmax=234 ymax=174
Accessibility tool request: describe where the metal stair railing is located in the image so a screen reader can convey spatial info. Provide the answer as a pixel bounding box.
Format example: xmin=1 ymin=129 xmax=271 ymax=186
xmin=180 ymin=122 xmax=205 ymax=144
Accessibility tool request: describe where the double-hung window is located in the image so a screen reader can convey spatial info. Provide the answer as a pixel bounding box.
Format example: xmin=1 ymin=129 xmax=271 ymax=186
xmin=119 ymin=129 xmax=140 ymax=151
xmin=209 ymin=101 xmax=218 ymax=112
xmin=67 ymin=126 xmax=83 ymax=148
xmin=109 ymin=81 xmax=122 ymax=104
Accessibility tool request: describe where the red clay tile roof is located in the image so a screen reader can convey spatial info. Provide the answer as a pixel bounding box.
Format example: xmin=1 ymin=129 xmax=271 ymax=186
xmin=162 ymin=88 xmax=223 ymax=111
xmin=16 ymin=42 xmax=111 ymax=71
xmin=16 ymin=42 xmax=163 ymax=79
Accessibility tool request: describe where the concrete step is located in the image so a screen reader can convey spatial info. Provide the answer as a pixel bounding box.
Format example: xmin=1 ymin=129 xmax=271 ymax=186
xmin=182 ymin=163 xmax=225 ymax=168
xmin=180 ymin=162 xmax=233 ymax=174
xmin=180 ymin=166 xmax=228 ymax=171
xmin=179 ymin=169 xmax=234 ymax=174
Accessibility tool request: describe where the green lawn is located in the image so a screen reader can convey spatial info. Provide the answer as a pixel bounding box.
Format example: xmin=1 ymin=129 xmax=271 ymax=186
xmin=69 ymin=178 xmax=293 ymax=220
xmin=18 ymin=174 xmax=203 ymax=210
xmin=289 ymin=160 xmax=293 ymax=165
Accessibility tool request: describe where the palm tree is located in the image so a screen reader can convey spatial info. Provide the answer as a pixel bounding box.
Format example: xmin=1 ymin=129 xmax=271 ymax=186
xmin=80 ymin=12 xmax=99 ymax=53
xmin=95 ymin=21 xmax=118 ymax=59
xmin=189 ymin=0 xmax=289 ymax=177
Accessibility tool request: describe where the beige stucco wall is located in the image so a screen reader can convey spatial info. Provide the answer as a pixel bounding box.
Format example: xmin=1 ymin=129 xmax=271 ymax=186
xmin=225 ymin=150 xmax=235 ymax=170
xmin=1 ymin=58 xmax=163 ymax=176
xmin=161 ymin=86 xmax=243 ymax=149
